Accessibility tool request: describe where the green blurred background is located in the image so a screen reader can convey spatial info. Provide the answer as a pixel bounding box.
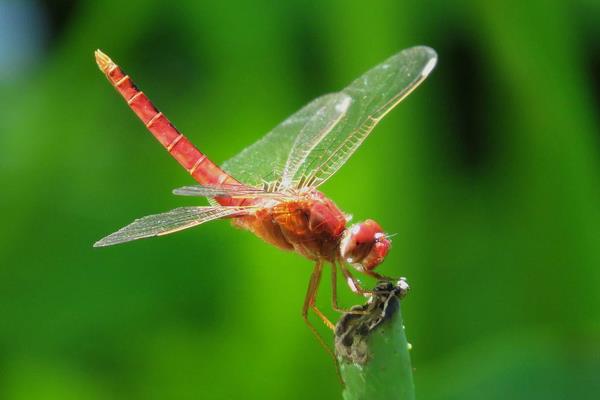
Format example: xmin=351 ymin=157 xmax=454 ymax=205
xmin=1 ymin=0 xmax=599 ymax=399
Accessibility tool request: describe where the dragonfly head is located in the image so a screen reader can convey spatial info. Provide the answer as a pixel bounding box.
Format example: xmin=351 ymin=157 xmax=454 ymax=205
xmin=340 ymin=219 xmax=391 ymax=271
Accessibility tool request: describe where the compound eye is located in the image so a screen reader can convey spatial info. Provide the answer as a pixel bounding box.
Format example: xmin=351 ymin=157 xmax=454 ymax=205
xmin=352 ymin=220 xmax=381 ymax=243
xmin=363 ymin=235 xmax=391 ymax=270
xmin=340 ymin=220 xmax=390 ymax=268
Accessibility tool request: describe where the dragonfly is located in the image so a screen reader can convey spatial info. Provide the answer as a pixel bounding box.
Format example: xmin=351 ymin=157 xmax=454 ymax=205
xmin=94 ymin=46 xmax=436 ymax=349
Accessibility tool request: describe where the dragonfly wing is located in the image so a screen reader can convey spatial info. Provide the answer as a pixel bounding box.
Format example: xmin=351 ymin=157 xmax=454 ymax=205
xmin=172 ymin=184 xmax=294 ymax=203
xmin=172 ymin=184 xmax=267 ymax=198
xmin=295 ymin=46 xmax=437 ymax=188
xmin=221 ymin=93 xmax=351 ymax=187
xmin=94 ymin=206 xmax=250 ymax=247
xmin=279 ymin=93 xmax=351 ymax=188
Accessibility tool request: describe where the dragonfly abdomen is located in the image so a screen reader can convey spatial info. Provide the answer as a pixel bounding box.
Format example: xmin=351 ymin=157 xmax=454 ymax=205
xmin=95 ymin=50 xmax=243 ymax=206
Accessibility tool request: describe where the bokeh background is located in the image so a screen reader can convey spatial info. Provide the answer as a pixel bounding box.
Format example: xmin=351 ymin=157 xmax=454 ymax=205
xmin=1 ymin=0 xmax=599 ymax=399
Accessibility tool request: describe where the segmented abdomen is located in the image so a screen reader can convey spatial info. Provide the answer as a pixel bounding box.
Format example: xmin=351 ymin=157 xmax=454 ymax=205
xmin=95 ymin=50 xmax=243 ymax=206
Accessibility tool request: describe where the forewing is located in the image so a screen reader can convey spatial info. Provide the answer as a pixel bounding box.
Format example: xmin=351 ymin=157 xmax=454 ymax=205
xmin=296 ymin=46 xmax=437 ymax=188
xmin=94 ymin=206 xmax=250 ymax=247
xmin=221 ymin=93 xmax=351 ymax=187
xmin=279 ymin=93 xmax=351 ymax=188
xmin=172 ymin=184 xmax=271 ymax=198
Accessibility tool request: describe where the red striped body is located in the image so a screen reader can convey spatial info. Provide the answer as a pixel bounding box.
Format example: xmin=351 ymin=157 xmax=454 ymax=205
xmin=95 ymin=50 xmax=243 ymax=206
xmin=94 ymin=50 xmax=391 ymax=271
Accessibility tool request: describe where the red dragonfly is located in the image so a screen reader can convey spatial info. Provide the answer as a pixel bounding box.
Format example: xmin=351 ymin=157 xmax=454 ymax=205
xmin=94 ymin=47 xmax=436 ymax=340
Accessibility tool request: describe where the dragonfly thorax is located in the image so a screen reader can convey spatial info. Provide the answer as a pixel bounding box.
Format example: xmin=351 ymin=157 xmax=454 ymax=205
xmin=339 ymin=219 xmax=391 ymax=271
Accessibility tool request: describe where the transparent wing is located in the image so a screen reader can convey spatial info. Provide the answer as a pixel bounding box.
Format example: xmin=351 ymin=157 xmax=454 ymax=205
xmin=296 ymin=46 xmax=437 ymax=188
xmin=221 ymin=93 xmax=351 ymax=187
xmin=173 ymin=184 xmax=269 ymax=197
xmin=278 ymin=93 xmax=351 ymax=188
xmin=173 ymin=185 xmax=295 ymax=206
xmin=94 ymin=206 xmax=251 ymax=247
xmin=221 ymin=46 xmax=436 ymax=189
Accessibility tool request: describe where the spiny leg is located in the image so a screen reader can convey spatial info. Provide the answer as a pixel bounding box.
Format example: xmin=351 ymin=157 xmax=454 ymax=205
xmin=331 ymin=261 xmax=342 ymax=311
xmin=339 ymin=263 xmax=404 ymax=306
xmin=302 ymin=260 xmax=335 ymax=331
xmin=302 ymin=260 xmax=341 ymax=381
xmin=330 ymin=261 xmax=368 ymax=314
xmin=364 ymin=269 xmax=399 ymax=282
xmin=311 ymin=306 xmax=335 ymax=331
xmin=338 ymin=261 xmax=375 ymax=297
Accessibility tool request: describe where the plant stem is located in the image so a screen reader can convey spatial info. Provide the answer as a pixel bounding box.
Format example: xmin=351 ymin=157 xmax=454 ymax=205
xmin=335 ymin=280 xmax=414 ymax=400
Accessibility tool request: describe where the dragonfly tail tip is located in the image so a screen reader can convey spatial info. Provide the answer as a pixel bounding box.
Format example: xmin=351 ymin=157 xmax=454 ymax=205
xmin=94 ymin=49 xmax=113 ymax=72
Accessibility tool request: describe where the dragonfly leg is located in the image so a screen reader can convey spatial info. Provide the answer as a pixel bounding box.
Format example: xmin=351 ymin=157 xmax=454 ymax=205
xmin=302 ymin=260 xmax=335 ymax=331
xmin=364 ymin=269 xmax=399 ymax=282
xmin=339 ymin=262 xmax=375 ymax=297
xmin=331 ymin=262 xmax=369 ymax=315
xmin=302 ymin=260 xmax=342 ymax=382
